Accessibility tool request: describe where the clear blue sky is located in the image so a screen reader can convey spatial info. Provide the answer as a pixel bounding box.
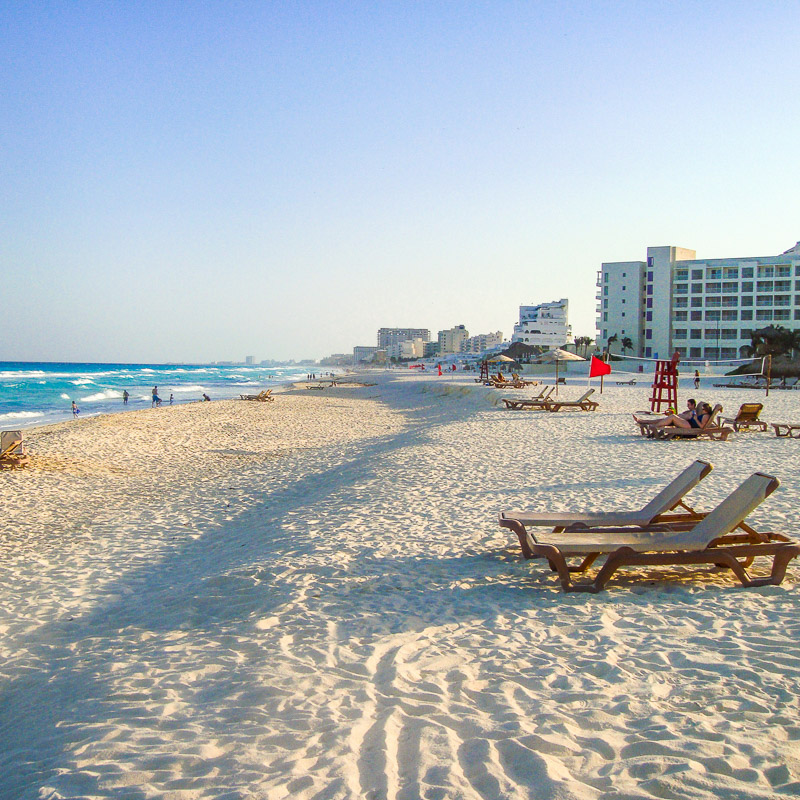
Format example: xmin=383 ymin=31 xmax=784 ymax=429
xmin=3 ymin=1 xmax=799 ymax=362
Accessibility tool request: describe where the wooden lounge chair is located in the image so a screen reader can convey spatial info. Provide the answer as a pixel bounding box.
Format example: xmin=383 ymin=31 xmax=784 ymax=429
xmin=542 ymin=388 xmax=598 ymax=412
xmin=772 ymin=423 xmax=800 ymax=438
xmin=240 ymin=390 xmax=273 ymax=401
xmin=500 ymin=460 xmax=713 ymax=558
xmin=499 ymin=472 xmax=800 ymax=592
xmin=0 ymin=430 xmax=24 ymax=460
xmin=652 ymin=405 xmax=732 ymax=440
xmin=719 ymin=403 xmax=767 ymax=432
xmin=501 ymin=387 xmax=555 ymax=409
xmin=615 ymin=378 xmax=636 ymax=386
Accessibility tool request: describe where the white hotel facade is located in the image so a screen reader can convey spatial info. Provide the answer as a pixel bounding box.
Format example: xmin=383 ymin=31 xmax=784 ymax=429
xmin=597 ymin=243 xmax=800 ymax=361
xmin=511 ymin=299 xmax=572 ymax=348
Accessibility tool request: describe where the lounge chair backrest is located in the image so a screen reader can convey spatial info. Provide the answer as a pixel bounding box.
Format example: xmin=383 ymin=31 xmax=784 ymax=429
xmin=670 ymin=473 xmax=779 ymax=549
xmin=1 ymin=430 xmax=23 ymax=457
xmin=542 ymin=386 xmax=554 ymax=400
xmin=576 ymin=388 xmax=594 ymax=404
xmin=639 ymin=459 xmax=713 ymax=517
xmin=736 ymin=403 xmax=763 ymax=421
xmin=702 ymin=403 xmax=723 ymax=428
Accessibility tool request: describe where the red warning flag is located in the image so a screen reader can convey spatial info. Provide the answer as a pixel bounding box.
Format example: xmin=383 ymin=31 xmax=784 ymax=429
xmin=589 ymin=356 xmax=612 ymax=377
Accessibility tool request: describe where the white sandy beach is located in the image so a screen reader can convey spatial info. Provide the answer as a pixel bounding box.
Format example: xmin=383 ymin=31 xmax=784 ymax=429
xmin=1 ymin=372 xmax=800 ymax=799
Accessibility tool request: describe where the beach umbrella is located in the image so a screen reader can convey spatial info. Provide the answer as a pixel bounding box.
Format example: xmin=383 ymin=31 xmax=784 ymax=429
xmin=535 ymin=348 xmax=585 ymax=393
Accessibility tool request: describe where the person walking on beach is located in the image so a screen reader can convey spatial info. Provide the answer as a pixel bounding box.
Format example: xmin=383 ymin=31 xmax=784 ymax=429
xmin=694 ymin=370 xmax=700 ymax=389
xmin=71 ymin=400 xmax=79 ymax=417
xmin=169 ymin=393 xmax=174 ymax=405
xmin=123 ymin=390 xmax=129 ymax=405
xmin=152 ymin=386 xmax=161 ymax=407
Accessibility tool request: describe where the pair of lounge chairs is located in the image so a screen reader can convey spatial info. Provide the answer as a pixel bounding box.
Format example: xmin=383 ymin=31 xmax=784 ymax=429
xmin=499 ymin=459 xmax=799 ymax=592
xmin=502 ymin=388 xmax=598 ymax=412
xmin=635 ymin=404 xmax=732 ymax=440
xmin=240 ymin=390 xmax=273 ymax=402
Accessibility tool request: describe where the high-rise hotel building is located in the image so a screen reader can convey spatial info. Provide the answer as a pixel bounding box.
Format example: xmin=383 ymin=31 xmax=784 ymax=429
xmin=597 ymin=242 xmax=800 ymax=361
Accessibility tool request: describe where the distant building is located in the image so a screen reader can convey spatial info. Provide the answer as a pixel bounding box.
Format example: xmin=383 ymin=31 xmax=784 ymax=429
xmin=423 ymin=341 xmax=439 ymax=358
xmin=377 ymin=327 xmax=430 ymax=349
xmin=245 ymin=356 xmax=255 ymax=365
xmin=353 ymin=346 xmax=378 ymax=363
xmin=596 ymin=242 xmax=800 ymax=360
xmin=438 ymin=325 xmax=469 ymax=355
xmin=386 ymin=338 xmax=425 ymax=361
xmin=319 ymin=353 xmax=353 ymax=366
xmin=462 ymin=331 xmax=504 ymax=354
xmin=512 ymin=299 xmax=572 ymax=348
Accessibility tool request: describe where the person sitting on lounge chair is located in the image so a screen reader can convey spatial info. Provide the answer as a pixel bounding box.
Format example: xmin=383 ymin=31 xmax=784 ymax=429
xmin=645 ymin=401 xmax=714 ymax=432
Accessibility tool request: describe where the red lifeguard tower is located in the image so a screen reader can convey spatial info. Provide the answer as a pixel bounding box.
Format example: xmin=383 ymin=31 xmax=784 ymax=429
xmin=650 ymin=352 xmax=680 ymax=412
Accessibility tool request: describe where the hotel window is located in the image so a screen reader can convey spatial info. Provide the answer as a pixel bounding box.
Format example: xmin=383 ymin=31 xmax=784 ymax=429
xmin=690 ymin=329 xmax=702 ymax=339
xmin=758 ymin=265 xmax=774 ymax=278
xmin=721 ymin=348 xmax=737 ymax=359
xmin=796 ymin=295 xmax=800 ymax=306
xmin=741 ymin=295 xmax=753 ymax=306
xmin=622 ymin=285 xmax=626 ymax=290
xmin=721 ymin=329 xmax=738 ymax=339
xmin=741 ymin=281 xmax=753 ymax=292
xmin=604 ymin=286 xmax=608 ymax=295
xmin=603 ymin=312 xmax=608 ymax=321
xmin=705 ymin=347 xmax=720 ymax=359
xmin=646 ymin=298 xmax=653 ymax=308
xmin=775 ymin=309 xmax=791 ymax=320
xmin=721 ymin=310 xmax=738 ymax=321
xmin=796 ymin=266 xmax=800 ymax=277
xmin=674 ymin=297 xmax=687 ymax=308
xmin=675 ymin=283 xmax=688 ymax=294
xmin=722 ymin=296 xmax=738 ymax=308
xmin=675 ymin=347 xmax=687 ymax=358
xmin=646 ymin=285 xmax=653 ymax=295
xmin=691 ymin=269 xmax=703 ymax=280
xmin=756 ymin=295 xmax=773 ymax=307
xmin=777 ymin=265 xmax=791 ymax=277
xmin=705 ymin=282 xmax=722 ymax=294
xmin=691 ymin=297 xmax=703 ymax=307
xmin=603 ymin=299 xmax=608 ymax=308
xmin=691 ymin=283 xmax=703 ymax=293
xmin=742 ymin=267 xmax=754 ymax=278
xmin=775 ymin=280 xmax=791 ymax=292
xmin=646 ymin=311 xmax=652 ymax=321
xmin=756 ymin=310 xmax=774 ymax=321
xmin=674 ymin=311 xmax=688 ymax=321
xmin=705 ymin=297 xmax=721 ymax=308
xmin=775 ymin=295 xmax=791 ymax=307
xmin=795 ymin=310 xmax=800 ymax=320
xmin=604 ymin=273 xmax=608 ymax=282
xmin=675 ymin=269 xmax=688 ymax=280
xmin=757 ymin=280 xmax=774 ymax=291
xmin=722 ymin=281 xmax=738 ymax=293
xmin=674 ymin=329 xmax=687 ymax=339
xmin=796 ymin=281 xmax=800 ymax=291
xmin=622 ymin=273 xmax=626 ymax=277
xmin=741 ymin=329 xmax=753 ymax=339
xmin=707 ymin=268 xmax=722 ymax=279
xmin=691 ymin=311 xmax=703 ymax=321
xmin=645 ymin=347 xmax=652 ymax=357
xmin=622 ymin=312 xmax=626 ymax=317
xmin=705 ymin=311 xmax=721 ymax=321
xmin=647 ymin=271 xmax=653 ymax=281
xmin=690 ymin=347 xmax=702 ymax=358
xmin=741 ymin=310 xmax=753 ymax=320
xmin=723 ymin=267 xmax=739 ymax=279
xmin=645 ymin=329 xmax=652 ymax=340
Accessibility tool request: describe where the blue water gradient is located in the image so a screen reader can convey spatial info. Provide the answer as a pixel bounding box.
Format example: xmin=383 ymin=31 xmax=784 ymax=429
xmin=0 ymin=362 xmax=324 ymax=428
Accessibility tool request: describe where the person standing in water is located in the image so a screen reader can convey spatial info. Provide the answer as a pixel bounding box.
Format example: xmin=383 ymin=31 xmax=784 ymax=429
xmin=152 ymin=386 xmax=161 ymax=407
xmin=71 ymin=400 xmax=79 ymax=417
xmin=123 ymin=390 xmax=129 ymax=405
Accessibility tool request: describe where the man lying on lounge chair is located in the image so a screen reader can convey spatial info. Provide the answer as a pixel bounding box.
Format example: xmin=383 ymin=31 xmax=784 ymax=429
xmin=637 ymin=401 xmax=713 ymax=434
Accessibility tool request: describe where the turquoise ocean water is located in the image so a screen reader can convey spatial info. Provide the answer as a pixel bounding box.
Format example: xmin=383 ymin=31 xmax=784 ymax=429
xmin=0 ymin=362 xmax=324 ymax=429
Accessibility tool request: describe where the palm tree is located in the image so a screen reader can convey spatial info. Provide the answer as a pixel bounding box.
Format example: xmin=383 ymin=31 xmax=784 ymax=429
xmin=621 ymin=336 xmax=633 ymax=356
xmin=574 ymin=335 xmax=593 ymax=357
xmin=606 ymin=333 xmax=618 ymax=356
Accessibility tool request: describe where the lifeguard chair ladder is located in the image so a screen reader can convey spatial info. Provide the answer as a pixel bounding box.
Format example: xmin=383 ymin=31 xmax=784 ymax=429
xmin=650 ymin=360 xmax=678 ymax=412
xmin=478 ymin=361 xmax=490 ymax=383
